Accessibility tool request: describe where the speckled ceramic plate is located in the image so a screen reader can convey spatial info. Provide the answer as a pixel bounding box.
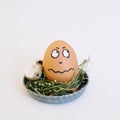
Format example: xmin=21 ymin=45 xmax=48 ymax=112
xmin=23 ymin=73 xmax=88 ymax=104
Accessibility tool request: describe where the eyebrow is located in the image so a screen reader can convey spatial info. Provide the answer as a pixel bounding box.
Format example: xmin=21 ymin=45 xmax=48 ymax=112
xmin=56 ymin=47 xmax=60 ymax=49
xmin=62 ymin=47 xmax=66 ymax=49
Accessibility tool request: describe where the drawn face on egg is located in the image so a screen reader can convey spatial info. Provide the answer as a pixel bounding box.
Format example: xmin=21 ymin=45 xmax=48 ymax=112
xmin=50 ymin=46 xmax=73 ymax=73
xmin=43 ymin=40 xmax=78 ymax=82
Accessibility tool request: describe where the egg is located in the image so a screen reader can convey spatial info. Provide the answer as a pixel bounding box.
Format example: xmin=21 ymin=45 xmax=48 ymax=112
xmin=24 ymin=62 xmax=42 ymax=80
xmin=43 ymin=40 xmax=78 ymax=82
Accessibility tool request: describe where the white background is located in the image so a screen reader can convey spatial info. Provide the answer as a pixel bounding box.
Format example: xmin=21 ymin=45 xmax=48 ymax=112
xmin=0 ymin=0 xmax=120 ymax=120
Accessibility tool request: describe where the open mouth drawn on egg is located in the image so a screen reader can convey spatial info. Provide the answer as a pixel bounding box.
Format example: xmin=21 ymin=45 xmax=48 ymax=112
xmin=48 ymin=68 xmax=74 ymax=74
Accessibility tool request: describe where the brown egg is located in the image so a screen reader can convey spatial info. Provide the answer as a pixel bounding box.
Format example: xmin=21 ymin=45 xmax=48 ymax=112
xmin=43 ymin=40 xmax=78 ymax=83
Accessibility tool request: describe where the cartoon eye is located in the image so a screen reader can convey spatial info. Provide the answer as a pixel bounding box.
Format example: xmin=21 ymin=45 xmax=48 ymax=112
xmin=51 ymin=49 xmax=59 ymax=58
xmin=62 ymin=49 xmax=70 ymax=58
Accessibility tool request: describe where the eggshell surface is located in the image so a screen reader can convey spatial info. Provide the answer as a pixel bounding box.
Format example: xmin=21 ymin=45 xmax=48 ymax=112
xmin=43 ymin=40 xmax=78 ymax=82
xmin=24 ymin=63 xmax=42 ymax=80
